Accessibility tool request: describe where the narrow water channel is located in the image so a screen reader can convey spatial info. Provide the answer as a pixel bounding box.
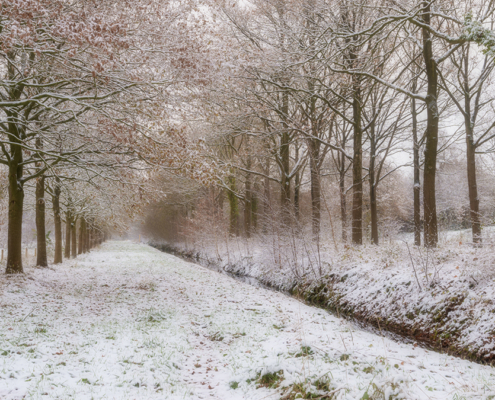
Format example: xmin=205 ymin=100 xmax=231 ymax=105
xmin=152 ymin=242 xmax=418 ymax=348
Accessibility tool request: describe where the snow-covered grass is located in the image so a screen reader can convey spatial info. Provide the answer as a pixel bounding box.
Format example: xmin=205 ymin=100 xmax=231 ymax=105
xmin=160 ymin=227 xmax=495 ymax=363
xmin=1 ymin=241 xmax=495 ymax=399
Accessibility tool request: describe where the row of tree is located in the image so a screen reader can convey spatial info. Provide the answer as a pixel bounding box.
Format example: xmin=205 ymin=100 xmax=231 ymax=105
xmin=0 ymin=0 xmax=217 ymax=273
xmin=166 ymin=0 xmax=495 ymax=249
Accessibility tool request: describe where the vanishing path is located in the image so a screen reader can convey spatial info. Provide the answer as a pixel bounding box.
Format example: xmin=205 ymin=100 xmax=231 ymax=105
xmin=0 ymin=241 xmax=494 ymax=399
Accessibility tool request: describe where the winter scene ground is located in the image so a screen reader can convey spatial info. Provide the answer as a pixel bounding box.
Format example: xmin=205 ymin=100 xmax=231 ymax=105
xmin=1 ymin=241 xmax=495 ymax=400
xmin=7 ymin=1 xmax=495 ymax=399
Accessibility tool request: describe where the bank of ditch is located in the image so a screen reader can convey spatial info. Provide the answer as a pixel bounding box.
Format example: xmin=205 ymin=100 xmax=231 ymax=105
xmin=151 ymin=240 xmax=495 ymax=365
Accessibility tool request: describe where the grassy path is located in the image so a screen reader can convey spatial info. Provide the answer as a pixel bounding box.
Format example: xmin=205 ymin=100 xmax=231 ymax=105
xmin=0 ymin=241 xmax=494 ymax=399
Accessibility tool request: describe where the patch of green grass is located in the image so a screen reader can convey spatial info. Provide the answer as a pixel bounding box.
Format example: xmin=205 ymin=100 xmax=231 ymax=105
xmin=281 ymin=378 xmax=336 ymax=400
xmin=296 ymin=345 xmax=314 ymax=358
xmin=229 ymin=381 xmax=239 ymax=389
xmin=363 ymin=366 xmax=374 ymax=374
xmin=255 ymin=370 xmax=284 ymax=389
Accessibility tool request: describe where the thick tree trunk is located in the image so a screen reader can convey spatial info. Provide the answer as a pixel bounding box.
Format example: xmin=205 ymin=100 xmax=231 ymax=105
xmin=64 ymin=211 xmax=71 ymax=259
xmin=71 ymin=217 xmax=77 ymax=258
xmin=35 ymin=175 xmax=48 ymax=267
xmin=422 ymin=2 xmax=439 ymax=248
xmin=351 ymin=77 xmax=363 ymax=245
xmin=6 ymin=150 xmax=24 ymax=274
xmin=466 ymin=127 xmax=481 ymax=244
xmin=52 ymin=183 xmax=63 ymax=264
xmin=412 ymin=89 xmax=421 ymax=246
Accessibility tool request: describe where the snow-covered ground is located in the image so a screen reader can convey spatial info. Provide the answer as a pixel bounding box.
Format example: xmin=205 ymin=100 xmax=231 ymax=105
xmin=1 ymin=242 xmax=495 ymax=399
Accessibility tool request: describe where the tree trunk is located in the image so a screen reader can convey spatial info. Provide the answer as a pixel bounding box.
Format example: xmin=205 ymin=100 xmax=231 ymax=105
xmin=52 ymin=182 xmax=63 ymax=264
xmin=294 ymin=141 xmax=301 ymax=225
xmin=422 ymin=2 xmax=439 ymax=248
xmin=412 ymin=84 xmax=421 ymax=246
xmin=6 ymin=149 xmax=24 ymax=274
xmin=280 ymin=91 xmax=291 ymax=225
xmin=85 ymin=224 xmax=90 ymax=252
xmin=71 ymin=217 xmax=77 ymax=258
xmin=351 ymin=77 xmax=363 ymax=245
xmin=461 ymin=45 xmax=482 ymax=245
xmin=251 ymin=190 xmax=258 ymax=231
xmin=78 ymin=218 xmax=85 ymax=254
xmin=35 ymin=139 xmax=48 ymax=267
xmin=262 ymin=160 xmax=271 ymax=234
xmin=244 ymin=147 xmax=252 ymax=238
xmin=466 ymin=126 xmax=481 ymax=244
xmin=64 ymin=211 xmax=71 ymax=259
xmin=339 ymin=152 xmax=348 ymax=243
xmin=369 ymin=121 xmax=378 ymax=245
xmin=309 ymin=139 xmax=321 ymax=238
xmin=294 ymin=171 xmax=300 ymax=223
xmin=227 ymin=174 xmax=240 ymax=236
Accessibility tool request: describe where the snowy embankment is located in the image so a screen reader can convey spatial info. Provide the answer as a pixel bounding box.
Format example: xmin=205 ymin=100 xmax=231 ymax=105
xmin=1 ymin=242 xmax=495 ymax=399
xmin=154 ymin=237 xmax=495 ymax=365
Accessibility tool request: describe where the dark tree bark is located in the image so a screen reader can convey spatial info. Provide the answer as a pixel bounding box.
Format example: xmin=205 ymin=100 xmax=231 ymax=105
xmin=309 ymin=138 xmax=321 ymax=238
xmin=351 ymin=76 xmax=363 ymax=245
xmin=52 ymin=181 xmax=63 ymax=264
xmin=64 ymin=211 xmax=71 ymax=259
xmin=71 ymin=217 xmax=77 ymax=258
xmin=466 ymin=124 xmax=481 ymax=244
xmin=421 ymin=1 xmax=439 ymax=248
xmin=369 ymin=119 xmax=378 ymax=245
xmin=78 ymin=218 xmax=85 ymax=254
xmin=461 ymin=45 xmax=482 ymax=245
xmin=339 ymin=160 xmax=348 ymax=243
xmin=35 ymin=152 xmax=48 ymax=267
xmin=412 ymin=80 xmax=422 ymax=246
xmin=6 ymin=144 xmax=24 ymax=274
xmin=294 ymin=142 xmax=301 ymax=224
